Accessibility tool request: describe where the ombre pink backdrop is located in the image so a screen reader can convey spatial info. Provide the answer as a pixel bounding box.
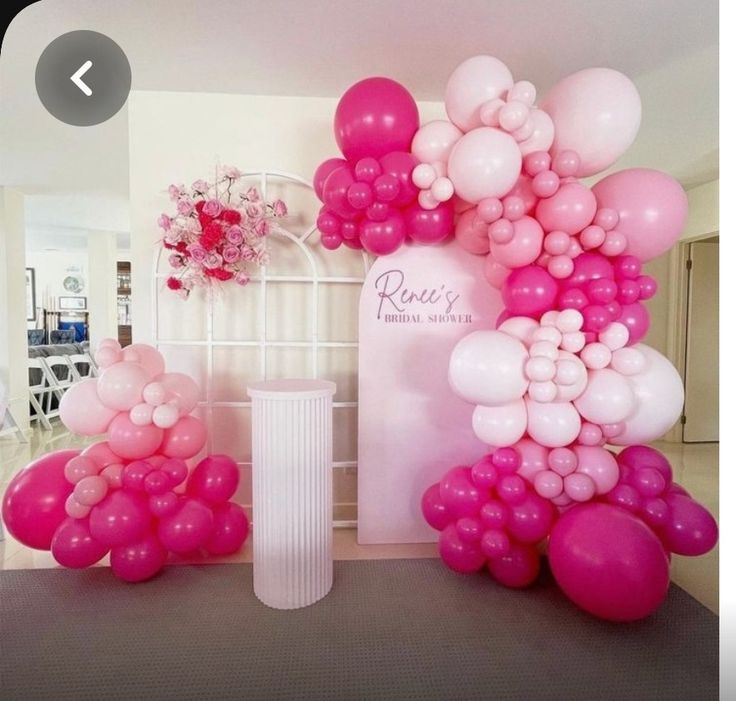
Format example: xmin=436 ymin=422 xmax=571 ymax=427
xmin=358 ymin=241 xmax=501 ymax=543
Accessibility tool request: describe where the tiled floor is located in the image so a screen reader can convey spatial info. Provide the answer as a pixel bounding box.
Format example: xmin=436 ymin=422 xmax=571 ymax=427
xmin=0 ymin=423 xmax=719 ymax=612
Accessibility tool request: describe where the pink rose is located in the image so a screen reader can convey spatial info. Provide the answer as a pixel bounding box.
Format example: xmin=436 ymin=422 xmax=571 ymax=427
xmin=222 ymin=245 xmax=240 ymax=264
xmin=246 ymin=202 xmax=264 ymax=219
xmin=177 ymin=198 xmax=194 ymax=216
xmin=254 ymin=218 xmax=269 ymax=237
xmin=225 ymin=225 xmax=244 ymax=245
xmin=192 ymin=180 xmax=209 ymax=193
xmin=272 ymin=199 xmax=288 ymax=217
xmin=242 ymin=186 xmax=260 ymax=202
xmin=187 ymin=243 xmax=208 ymax=263
xmin=158 ymin=213 xmax=172 ymax=231
xmin=203 ymin=252 xmax=223 ymax=269
xmin=235 ymin=271 xmax=250 ymax=286
xmin=222 ymin=165 xmax=241 ymax=179
xmin=203 ymin=199 xmax=223 ymax=217
xmin=240 ymin=246 xmax=258 ymax=262
xmin=169 ymin=254 xmax=185 ymax=269
xmin=168 ymin=184 xmax=182 ymax=200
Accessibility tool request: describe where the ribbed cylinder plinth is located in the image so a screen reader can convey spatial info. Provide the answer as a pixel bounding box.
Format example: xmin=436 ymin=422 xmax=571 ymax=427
xmin=247 ymin=379 xmax=336 ymax=609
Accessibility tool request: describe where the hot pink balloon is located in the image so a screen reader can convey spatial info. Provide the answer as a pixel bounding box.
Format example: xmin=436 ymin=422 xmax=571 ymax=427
xmin=51 ymin=517 xmax=108 ymax=568
xmin=535 ymin=182 xmax=597 ymax=235
xmin=322 ymin=165 xmax=357 ymax=219
xmin=334 ymin=77 xmax=419 ymax=161
xmin=501 ymin=266 xmax=559 ymax=317
xmin=379 ymin=151 xmax=419 ymax=207
xmin=121 ymin=344 xmax=165 ymax=379
xmin=438 ymin=524 xmax=486 ymax=573
xmin=158 ymin=498 xmax=214 ymax=553
xmin=205 ymin=502 xmax=250 ymax=555
xmin=455 ymin=208 xmax=490 ymax=255
xmin=487 ymin=541 xmax=540 ymax=588
xmin=421 ymin=483 xmax=453 ymax=531
xmin=359 ymin=210 xmax=406 ymax=256
xmin=439 ymin=466 xmax=483 ymax=519
xmin=618 ymin=302 xmax=650 ymax=345
xmin=110 ymin=533 xmax=168 ymax=582
xmin=186 ymin=455 xmax=240 ymax=504
xmin=97 ymin=361 xmax=149 ymax=411
xmin=404 ymin=201 xmax=453 ymax=244
xmin=617 ymin=445 xmax=673 ymax=484
xmin=313 ymin=157 xmax=347 ymax=201
xmin=89 ymin=490 xmax=152 ymax=548
xmin=1 ymin=449 xmax=78 ymax=550
xmin=658 ymin=494 xmax=718 ymax=556
xmin=562 ymin=252 xmax=614 ymax=290
xmin=160 ymin=415 xmax=207 ymax=459
xmin=108 ymin=413 xmax=164 ymax=461
xmin=549 ymin=503 xmax=669 ymax=621
xmin=489 ymin=215 xmax=543 ymax=268
xmin=59 ymin=378 xmax=118 ymax=436
xmin=506 ymin=493 xmax=556 ymax=543
xmin=592 ymin=168 xmax=688 ymax=262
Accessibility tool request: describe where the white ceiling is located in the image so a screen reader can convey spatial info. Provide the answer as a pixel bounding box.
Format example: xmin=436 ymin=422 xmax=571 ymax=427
xmin=0 ymin=0 xmax=719 ymax=243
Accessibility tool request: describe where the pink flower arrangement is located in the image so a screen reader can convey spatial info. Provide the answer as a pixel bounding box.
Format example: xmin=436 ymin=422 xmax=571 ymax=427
xmin=158 ymin=165 xmax=288 ymax=298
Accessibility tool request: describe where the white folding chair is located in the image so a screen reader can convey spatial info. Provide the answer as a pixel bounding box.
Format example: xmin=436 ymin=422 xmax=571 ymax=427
xmin=67 ymin=352 xmax=98 ymax=381
xmin=42 ymin=356 xmax=76 ymax=413
xmin=28 ymin=357 xmax=54 ymax=430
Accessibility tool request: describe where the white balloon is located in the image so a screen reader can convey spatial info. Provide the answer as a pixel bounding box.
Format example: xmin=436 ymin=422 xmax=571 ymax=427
xmin=609 ymin=344 xmax=684 ymax=445
xmin=598 ymin=321 xmax=629 ymax=350
xmin=498 ymin=316 xmax=539 ymax=346
xmin=574 ymin=368 xmax=636 ymax=424
xmin=525 ymin=399 xmax=581 ymax=448
xmin=152 ymin=403 xmax=179 ymax=429
xmin=554 ymin=351 xmax=588 ymax=402
xmin=449 ymin=330 xmax=529 ymax=406
xmin=472 ymin=400 xmax=527 ymax=447
xmin=518 ymin=108 xmax=555 ymax=156
xmin=610 ymin=347 xmax=646 ymax=375
xmin=411 ymin=120 xmax=463 ymax=164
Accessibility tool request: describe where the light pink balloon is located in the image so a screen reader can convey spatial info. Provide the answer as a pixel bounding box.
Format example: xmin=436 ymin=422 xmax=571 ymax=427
xmin=541 ymin=67 xmax=641 ymax=177
xmin=444 ymin=55 xmax=514 ymax=132
xmin=592 ymin=168 xmax=688 ymax=262
xmin=101 ymin=463 xmax=124 ymax=489
xmin=108 ymin=413 xmax=164 ymax=461
xmin=489 ymin=215 xmax=543 ymax=268
xmin=514 ymin=437 xmax=550 ymax=481
xmin=160 ymin=415 xmax=207 ymax=459
xmin=455 ymin=208 xmax=490 ymax=255
xmin=564 ymin=473 xmax=596 ymax=502
xmin=472 ymin=400 xmax=527 ymax=447
xmin=121 ymin=344 xmax=166 ymax=379
xmin=81 ymin=441 xmax=121 ymax=469
xmin=447 ymin=127 xmax=522 ymax=203
xmin=535 ymin=183 xmax=597 ymax=234
xmin=64 ymin=456 xmax=99 ymax=484
xmin=411 ymin=120 xmax=463 ymax=164
xmin=573 ymin=445 xmax=620 ymax=495
xmin=65 ymin=494 xmax=91 ymax=519
xmin=59 ymin=379 xmax=118 ymax=436
xmin=497 ymin=316 xmax=539 ymax=346
xmin=98 ymin=338 xmax=121 ymax=351
xmin=94 ymin=346 xmax=121 ymax=369
xmin=484 ymin=255 xmax=510 ymax=289
xmin=129 ymin=403 xmax=154 ymax=426
xmin=574 ymin=368 xmax=636 ymax=425
xmin=153 ymin=372 xmax=200 ymax=414
xmin=518 ymin=109 xmax=555 ymax=156
xmin=534 ymin=469 xmax=563 ymax=499
xmin=152 ymin=404 xmax=179 ymax=429
xmin=73 ymin=475 xmax=109 ymax=506
xmin=142 ymin=382 xmax=167 ymax=406
xmin=97 ymin=362 xmax=149 ymax=411
xmin=525 ymin=400 xmax=581 ymax=448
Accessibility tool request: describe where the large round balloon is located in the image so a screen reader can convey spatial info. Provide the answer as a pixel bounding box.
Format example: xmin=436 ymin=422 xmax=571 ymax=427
xmin=59 ymin=379 xmax=118 ymax=436
xmin=541 ymin=67 xmax=641 ymax=177
xmin=107 ymin=413 xmax=164 ymax=460
xmin=1 ymin=449 xmax=79 ymax=549
xmin=549 ymin=503 xmax=669 ymax=621
xmin=334 ymin=77 xmax=419 ymax=161
xmin=592 ymin=168 xmax=688 ymax=262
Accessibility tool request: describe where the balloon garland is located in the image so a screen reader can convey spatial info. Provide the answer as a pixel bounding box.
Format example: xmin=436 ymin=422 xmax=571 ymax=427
xmin=316 ymin=55 xmax=717 ymax=621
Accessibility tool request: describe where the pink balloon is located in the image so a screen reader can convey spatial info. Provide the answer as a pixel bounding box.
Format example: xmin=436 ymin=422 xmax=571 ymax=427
xmin=81 ymin=441 xmax=121 ymax=470
xmin=592 ymin=168 xmax=688 ymax=262
xmin=1 ymin=449 xmax=79 ymax=549
xmin=158 ymin=498 xmax=214 ymax=553
xmin=618 ymin=302 xmax=650 ymax=345
xmin=573 ymin=446 xmax=619 ymax=495
xmin=186 ymin=455 xmax=240 ymax=504
xmin=64 ymin=455 xmax=99 ymax=484
xmin=160 ymin=415 xmax=207 ymax=459
xmin=444 ymin=55 xmax=514 ymax=132
xmin=562 ymin=252 xmax=614 ymax=290
xmin=347 ymin=181 xmax=373 ymax=210
xmin=121 ymin=344 xmax=165 ymax=379
xmin=438 ymin=524 xmax=486 ymax=573
xmin=411 ymin=119 xmax=463 ymax=163
xmin=73 ymin=475 xmax=109 ymax=506
xmin=541 ymin=68 xmax=641 ymax=178
xmin=658 ymin=494 xmax=718 ymax=556
xmin=514 ymin=438 xmax=550 ymax=482
xmin=51 ymin=517 xmax=109 ymax=568
xmin=438 ymin=466 xmax=483 ymax=519
xmin=501 ymin=266 xmax=559 ymax=317
xmin=334 ymin=77 xmax=419 ymax=161
xmin=506 ymin=493 xmax=556 ymax=543
xmin=535 ymin=182 xmax=596 ymax=235
xmin=205 ymin=502 xmax=250 ymax=555
xmin=108 ymin=413 xmax=164 ymax=461
xmin=525 ymin=400 xmax=581 ymax=448
xmin=455 ymin=208 xmax=490 ymax=255
xmin=110 ymin=533 xmax=168 ymax=583
xmin=489 ymin=215 xmax=543 ymax=268
xmin=447 ymin=127 xmax=522 ymax=203
xmin=161 ymin=458 xmax=189 ymax=486
xmin=484 ymin=255 xmax=510 ymax=289
xmin=404 ymin=201 xmax=453 ymax=244
xmin=359 ymin=210 xmax=406 ymax=256
xmin=518 ymin=108 xmax=555 ymax=157
xmin=313 ymin=157 xmax=346 ymax=201
xmin=487 ymin=541 xmax=540 ymax=588
xmin=421 ymin=483 xmax=453 ymax=531
xmin=379 ymin=151 xmax=419 ymax=207
xmin=97 ymin=361 xmax=149 ymax=412
xmin=617 ymin=445 xmax=673 ymax=484
xmin=549 ymin=503 xmax=669 ymax=621
xmin=322 ymin=165 xmax=357 ymax=218
xmin=59 ymin=379 xmax=118 ymax=436
xmin=89 ymin=490 xmax=152 ymax=548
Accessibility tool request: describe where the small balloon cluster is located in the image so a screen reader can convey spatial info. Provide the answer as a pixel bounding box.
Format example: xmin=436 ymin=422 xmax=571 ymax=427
xmin=1 ymin=340 xmax=249 ymax=583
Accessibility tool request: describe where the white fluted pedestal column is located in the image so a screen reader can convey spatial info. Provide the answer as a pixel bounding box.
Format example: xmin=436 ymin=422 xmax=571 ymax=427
xmin=247 ymin=379 xmax=336 ymax=609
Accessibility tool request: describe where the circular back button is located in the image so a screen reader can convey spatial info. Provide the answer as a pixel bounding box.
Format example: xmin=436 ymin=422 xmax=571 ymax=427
xmin=35 ymin=30 xmax=131 ymax=127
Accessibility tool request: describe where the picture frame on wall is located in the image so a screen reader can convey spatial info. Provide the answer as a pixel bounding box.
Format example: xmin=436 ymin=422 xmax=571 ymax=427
xmin=25 ymin=268 xmax=36 ymax=321
xmin=58 ymin=296 xmax=87 ymax=311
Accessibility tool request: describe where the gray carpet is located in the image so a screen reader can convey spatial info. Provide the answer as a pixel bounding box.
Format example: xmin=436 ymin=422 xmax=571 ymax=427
xmin=1 ymin=559 xmax=717 ymax=700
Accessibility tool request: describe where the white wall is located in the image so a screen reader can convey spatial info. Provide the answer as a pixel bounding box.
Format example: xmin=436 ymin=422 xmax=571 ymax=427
xmin=25 ymin=250 xmax=89 ymax=323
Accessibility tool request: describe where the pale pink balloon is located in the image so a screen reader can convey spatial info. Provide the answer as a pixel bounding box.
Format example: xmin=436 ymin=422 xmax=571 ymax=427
xmin=609 ymin=344 xmax=684 ymax=445
xmin=94 ymin=346 xmax=121 ymax=369
xmin=160 ymin=415 xmax=207 ymax=459
xmin=548 ymin=447 xmax=577 ymax=476
xmin=65 ymin=494 xmax=91 ymax=519
xmin=535 ymin=183 xmax=597 ymax=234
xmin=610 ymin=347 xmax=646 ymax=375
xmin=98 ymin=338 xmax=121 ymax=351
xmin=592 ymin=168 xmax=688 ymax=262
xmin=108 ymin=413 xmax=164 ymax=461
xmin=73 ymin=475 xmax=109 ymax=506
xmin=152 ymin=404 xmax=179 ymax=429
xmin=525 ymin=400 xmax=581 ymax=448
xmin=497 ymin=316 xmax=539 ymax=346
xmin=454 ymin=208 xmax=490 ymax=255
xmin=81 ymin=441 xmax=121 ymax=469
xmin=129 ymin=403 xmax=154 ymax=426
xmin=121 ymin=344 xmax=166 ymax=379
xmin=101 ymin=463 xmax=124 ymax=489
xmin=444 ymin=55 xmax=514 ymax=132
xmin=580 ymin=342 xmax=612 ymax=370
xmin=553 ymin=351 xmax=588 ymax=402
xmin=574 ymin=368 xmax=636 ymax=425
xmin=153 ymin=373 xmax=200 ymax=415
xmin=64 ymin=456 xmax=99 ymax=484
xmin=573 ymin=445 xmax=620 ymax=495
xmin=534 ymin=469 xmax=563 ymax=499
xmin=514 ymin=437 xmax=550 ymax=481
xmin=59 ymin=379 xmax=118 ymax=436
xmin=411 ymin=120 xmax=463 ymax=164
xmin=518 ymin=108 xmax=555 ymax=156
xmin=489 ymin=216 xmax=543 ymax=268
xmin=142 ymin=382 xmax=167 ymax=406
xmin=447 ymin=127 xmax=522 ymax=203
xmin=484 ymin=255 xmax=510 ymax=289
xmin=97 ymin=361 xmax=149 ymax=411
xmin=564 ymin=472 xmax=596 ymax=502
xmin=472 ymin=400 xmax=527 ymax=447
xmin=541 ymin=67 xmax=641 ymax=177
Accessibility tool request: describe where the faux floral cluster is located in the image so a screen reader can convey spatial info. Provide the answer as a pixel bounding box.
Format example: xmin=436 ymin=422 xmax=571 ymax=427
xmin=158 ymin=166 xmax=288 ymax=298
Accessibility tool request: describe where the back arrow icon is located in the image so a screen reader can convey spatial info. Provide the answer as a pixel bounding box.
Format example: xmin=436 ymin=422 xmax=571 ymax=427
xmin=70 ymin=60 xmax=93 ymax=96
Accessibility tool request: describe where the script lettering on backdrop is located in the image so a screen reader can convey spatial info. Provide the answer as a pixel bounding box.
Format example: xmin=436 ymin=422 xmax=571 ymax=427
xmin=358 ymin=240 xmax=501 ymax=543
